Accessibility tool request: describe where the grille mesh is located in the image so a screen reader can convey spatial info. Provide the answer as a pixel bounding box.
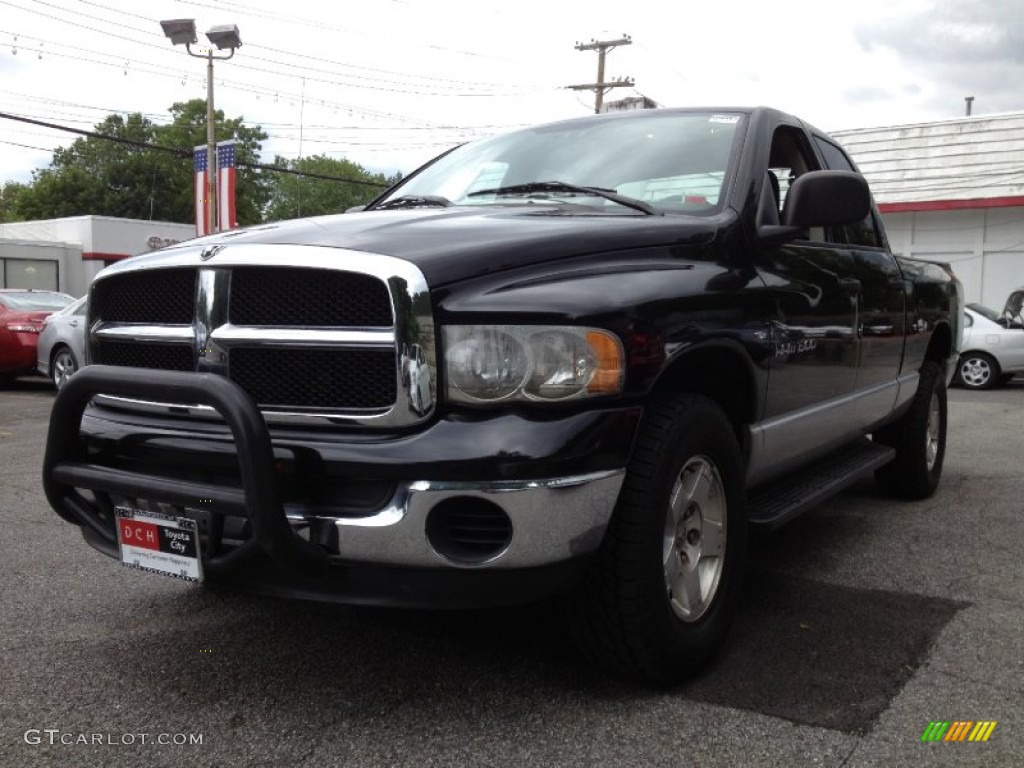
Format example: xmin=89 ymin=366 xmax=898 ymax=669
xmin=230 ymin=347 xmax=396 ymax=409
xmin=229 ymin=267 xmax=392 ymax=327
xmin=92 ymin=266 xmax=403 ymax=413
xmin=92 ymin=268 xmax=196 ymax=325
xmin=98 ymin=341 xmax=194 ymax=371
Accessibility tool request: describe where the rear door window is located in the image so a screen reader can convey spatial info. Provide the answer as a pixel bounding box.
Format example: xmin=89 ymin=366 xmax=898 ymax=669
xmin=813 ymin=137 xmax=883 ymax=248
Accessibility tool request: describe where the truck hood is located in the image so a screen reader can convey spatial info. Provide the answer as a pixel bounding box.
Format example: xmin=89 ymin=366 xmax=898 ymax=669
xmin=151 ymin=206 xmax=721 ymax=286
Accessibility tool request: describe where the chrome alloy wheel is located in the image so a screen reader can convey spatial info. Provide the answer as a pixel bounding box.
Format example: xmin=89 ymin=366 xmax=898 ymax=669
xmin=925 ymin=390 xmax=941 ymax=471
xmin=959 ymin=356 xmax=993 ymax=388
xmin=663 ymin=455 xmax=727 ymax=623
xmin=52 ymin=348 xmax=77 ymax=390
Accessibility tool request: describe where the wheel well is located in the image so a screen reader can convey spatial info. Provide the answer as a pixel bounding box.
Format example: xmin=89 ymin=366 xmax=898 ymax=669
xmin=50 ymin=343 xmax=70 ymax=364
xmin=650 ymin=347 xmax=755 ymax=440
xmin=925 ymin=323 xmax=953 ymax=366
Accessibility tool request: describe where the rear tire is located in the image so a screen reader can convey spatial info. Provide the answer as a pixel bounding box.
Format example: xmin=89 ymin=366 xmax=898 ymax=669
xmin=569 ymin=393 xmax=747 ymax=684
xmin=874 ymin=360 xmax=947 ymax=499
xmin=954 ymin=352 xmax=999 ymax=390
xmin=51 ymin=346 xmax=79 ymax=391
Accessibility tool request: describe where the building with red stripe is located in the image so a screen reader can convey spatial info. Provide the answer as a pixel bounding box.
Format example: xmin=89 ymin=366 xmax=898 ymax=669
xmin=832 ymin=112 xmax=1024 ymax=309
xmin=0 ymin=216 xmax=194 ymax=297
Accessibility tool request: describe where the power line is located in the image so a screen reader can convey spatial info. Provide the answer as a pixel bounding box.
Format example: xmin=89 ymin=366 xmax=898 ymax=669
xmin=0 ymin=42 xmax=450 ymax=128
xmin=172 ymin=0 xmax=526 ymax=64
xmin=0 ymin=88 xmax=169 ymax=122
xmin=0 ymin=83 xmax=491 ymax=158
xmin=0 ymin=30 xmax=467 ymax=128
xmin=0 ymin=138 xmax=54 ymax=153
xmin=0 ymin=111 xmax=390 ymax=187
xmin=0 ymin=110 xmax=188 ymax=156
xmin=248 ymin=41 xmax=545 ymax=90
xmin=1 ymin=2 xmax=545 ymax=96
xmin=0 ymin=0 xmax=170 ymax=55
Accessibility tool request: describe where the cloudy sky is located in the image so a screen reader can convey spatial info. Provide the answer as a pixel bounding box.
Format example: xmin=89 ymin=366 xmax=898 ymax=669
xmin=1 ymin=0 xmax=1022 ymax=185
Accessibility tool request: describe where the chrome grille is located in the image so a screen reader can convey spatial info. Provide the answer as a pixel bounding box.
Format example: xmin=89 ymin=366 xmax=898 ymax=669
xmin=88 ymin=245 xmax=436 ymax=428
xmin=229 ymin=267 xmax=392 ymax=327
xmin=230 ymin=348 xmax=396 ymax=409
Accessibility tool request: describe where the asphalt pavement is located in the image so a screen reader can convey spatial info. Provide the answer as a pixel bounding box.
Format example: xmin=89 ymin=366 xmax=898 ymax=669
xmin=1 ymin=375 xmax=1021 ymax=767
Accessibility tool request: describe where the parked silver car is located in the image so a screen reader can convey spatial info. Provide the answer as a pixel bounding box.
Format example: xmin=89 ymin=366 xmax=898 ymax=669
xmin=954 ymin=302 xmax=1024 ymax=389
xmin=36 ymin=296 xmax=88 ymax=390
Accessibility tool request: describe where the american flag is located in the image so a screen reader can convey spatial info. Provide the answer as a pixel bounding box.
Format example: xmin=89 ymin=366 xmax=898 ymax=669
xmin=193 ymin=141 xmax=238 ymax=236
xmin=193 ymin=145 xmax=211 ymax=237
xmin=217 ymin=141 xmax=237 ymax=232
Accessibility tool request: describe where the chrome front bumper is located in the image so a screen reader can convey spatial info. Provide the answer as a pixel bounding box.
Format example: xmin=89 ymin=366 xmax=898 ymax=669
xmin=302 ymin=470 xmax=625 ymax=569
xmin=46 ymin=366 xmax=630 ymax=591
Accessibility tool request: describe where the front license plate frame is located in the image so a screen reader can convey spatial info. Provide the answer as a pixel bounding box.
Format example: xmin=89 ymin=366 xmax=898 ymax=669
xmin=115 ymin=506 xmax=204 ymax=582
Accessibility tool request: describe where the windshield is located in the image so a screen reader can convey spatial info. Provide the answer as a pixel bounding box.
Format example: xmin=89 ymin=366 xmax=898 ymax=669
xmin=0 ymin=291 xmax=75 ymax=311
xmin=378 ymin=111 xmax=743 ymax=214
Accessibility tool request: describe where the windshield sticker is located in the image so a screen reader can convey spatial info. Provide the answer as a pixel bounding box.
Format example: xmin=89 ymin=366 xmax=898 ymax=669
xmin=709 ymin=114 xmax=740 ymax=124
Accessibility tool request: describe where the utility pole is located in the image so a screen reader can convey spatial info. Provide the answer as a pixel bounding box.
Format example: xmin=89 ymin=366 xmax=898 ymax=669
xmin=568 ymin=36 xmax=634 ymax=114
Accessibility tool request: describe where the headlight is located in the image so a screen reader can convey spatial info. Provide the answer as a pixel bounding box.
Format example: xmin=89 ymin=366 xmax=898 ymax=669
xmin=445 ymin=327 xmax=529 ymax=401
xmin=444 ymin=325 xmax=624 ymax=404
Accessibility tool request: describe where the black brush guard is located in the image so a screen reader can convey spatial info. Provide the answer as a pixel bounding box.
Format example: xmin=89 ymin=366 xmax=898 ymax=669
xmin=42 ymin=365 xmax=328 ymax=576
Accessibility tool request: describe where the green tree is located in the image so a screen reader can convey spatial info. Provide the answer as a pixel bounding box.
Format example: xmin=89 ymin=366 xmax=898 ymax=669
xmin=0 ymin=181 xmax=29 ymax=222
xmin=12 ymin=100 xmax=268 ymax=225
xmin=263 ymin=154 xmax=394 ymax=221
xmin=15 ymin=113 xmax=171 ymax=220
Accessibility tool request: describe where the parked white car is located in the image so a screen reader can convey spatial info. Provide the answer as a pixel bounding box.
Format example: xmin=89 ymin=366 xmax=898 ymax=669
xmin=36 ymin=296 xmax=88 ymax=390
xmin=954 ymin=303 xmax=1024 ymax=389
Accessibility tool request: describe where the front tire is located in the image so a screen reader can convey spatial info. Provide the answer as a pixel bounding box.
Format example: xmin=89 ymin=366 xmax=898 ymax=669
xmin=570 ymin=393 xmax=747 ymax=684
xmin=955 ymin=351 xmax=999 ymax=390
xmin=874 ymin=360 xmax=947 ymax=499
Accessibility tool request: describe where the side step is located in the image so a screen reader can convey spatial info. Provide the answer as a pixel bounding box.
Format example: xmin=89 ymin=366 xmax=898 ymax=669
xmin=747 ymin=438 xmax=896 ymax=529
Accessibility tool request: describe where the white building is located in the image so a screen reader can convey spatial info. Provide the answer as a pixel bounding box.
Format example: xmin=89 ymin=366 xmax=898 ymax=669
xmin=832 ymin=113 xmax=1024 ymax=309
xmin=0 ymin=215 xmax=194 ymax=297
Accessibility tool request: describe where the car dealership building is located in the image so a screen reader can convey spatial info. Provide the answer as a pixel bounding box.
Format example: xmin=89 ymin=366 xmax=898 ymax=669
xmin=832 ymin=111 xmax=1024 ymax=311
xmin=0 ymin=215 xmax=193 ymax=298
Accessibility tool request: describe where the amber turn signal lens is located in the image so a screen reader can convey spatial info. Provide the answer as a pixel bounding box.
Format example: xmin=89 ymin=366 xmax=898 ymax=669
xmin=586 ymin=330 xmax=624 ymax=394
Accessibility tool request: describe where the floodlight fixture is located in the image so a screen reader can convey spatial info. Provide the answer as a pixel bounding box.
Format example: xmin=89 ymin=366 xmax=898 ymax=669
xmin=159 ymin=19 xmax=197 ymax=47
xmin=205 ymin=25 xmax=242 ymax=51
xmin=159 ymin=18 xmax=243 ymax=234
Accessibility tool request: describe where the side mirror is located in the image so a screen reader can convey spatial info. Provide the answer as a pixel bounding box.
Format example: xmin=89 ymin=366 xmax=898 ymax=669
xmin=345 ymin=205 xmax=366 ymax=213
xmin=782 ymin=170 xmax=871 ymax=228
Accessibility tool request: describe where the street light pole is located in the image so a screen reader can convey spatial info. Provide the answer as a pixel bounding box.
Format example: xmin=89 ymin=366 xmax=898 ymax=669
xmin=205 ymin=46 xmax=217 ymax=232
xmin=160 ymin=19 xmax=242 ymax=235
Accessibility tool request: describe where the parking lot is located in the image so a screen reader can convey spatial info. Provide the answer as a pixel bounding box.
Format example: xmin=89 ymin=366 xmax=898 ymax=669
xmin=1 ymin=376 xmax=1021 ymax=768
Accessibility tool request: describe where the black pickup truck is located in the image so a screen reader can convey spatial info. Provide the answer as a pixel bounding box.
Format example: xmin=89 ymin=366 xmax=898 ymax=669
xmin=42 ymin=107 xmax=962 ymax=683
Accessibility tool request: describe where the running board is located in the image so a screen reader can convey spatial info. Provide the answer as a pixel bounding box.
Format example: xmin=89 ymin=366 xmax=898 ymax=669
xmin=747 ymin=438 xmax=896 ymax=529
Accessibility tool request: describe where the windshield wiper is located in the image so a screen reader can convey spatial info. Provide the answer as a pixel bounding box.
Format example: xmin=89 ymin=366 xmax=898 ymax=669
xmin=371 ymin=195 xmax=453 ymax=210
xmin=467 ymin=181 xmax=657 ymax=215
